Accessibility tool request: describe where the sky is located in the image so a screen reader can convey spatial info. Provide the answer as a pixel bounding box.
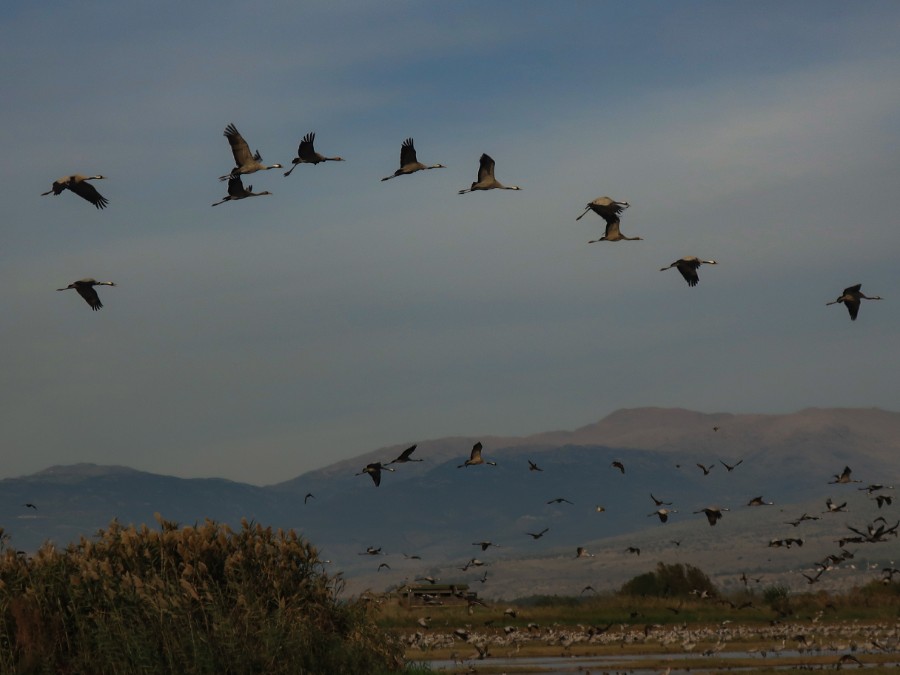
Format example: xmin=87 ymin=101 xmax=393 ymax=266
xmin=2 ymin=1 xmax=899 ymax=485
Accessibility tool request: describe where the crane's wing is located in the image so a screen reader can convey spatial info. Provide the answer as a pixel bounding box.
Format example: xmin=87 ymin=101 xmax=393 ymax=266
xmin=477 ymin=154 xmax=495 ymax=183
xmin=470 ymin=442 xmax=483 ymax=461
xmin=298 ymin=132 xmax=317 ymax=161
xmin=69 ymin=181 xmax=109 ymax=209
xmin=678 ymin=262 xmax=700 ymax=287
xmin=400 ymin=138 xmax=418 ymax=167
xmin=76 ymin=284 xmax=103 ymax=310
xmin=224 ymin=124 xmax=254 ymax=166
xmin=226 ymin=176 xmax=246 ymax=198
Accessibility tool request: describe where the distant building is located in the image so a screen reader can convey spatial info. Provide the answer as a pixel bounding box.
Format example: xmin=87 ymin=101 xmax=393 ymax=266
xmin=399 ymin=583 xmax=476 ymax=606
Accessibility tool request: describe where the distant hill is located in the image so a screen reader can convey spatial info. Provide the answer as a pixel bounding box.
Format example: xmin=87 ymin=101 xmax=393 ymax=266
xmin=2 ymin=408 xmax=899 ymax=598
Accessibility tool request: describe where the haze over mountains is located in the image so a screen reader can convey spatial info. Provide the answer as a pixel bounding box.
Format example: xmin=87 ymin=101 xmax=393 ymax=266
xmin=3 ymin=407 xmax=899 ymax=597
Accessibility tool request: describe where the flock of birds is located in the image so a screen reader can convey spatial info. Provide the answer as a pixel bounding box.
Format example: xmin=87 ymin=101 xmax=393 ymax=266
xmin=346 ymin=427 xmax=899 ymax=605
xmin=43 ymin=123 xmax=883 ymax=319
xmin=342 ymin=435 xmax=900 ymax=671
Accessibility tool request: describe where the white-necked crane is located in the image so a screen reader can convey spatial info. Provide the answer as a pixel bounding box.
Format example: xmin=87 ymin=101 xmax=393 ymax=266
xmin=211 ymin=175 xmax=272 ymax=206
xmin=576 ymin=197 xmax=641 ymax=242
xmin=284 ymin=132 xmax=344 ymax=176
xmin=42 ymin=175 xmax=108 ymax=209
xmin=458 ymin=442 xmax=496 ymax=467
xmin=827 ymin=284 xmax=882 ymax=321
xmin=660 ymin=257 xmax=718 ymax=287
xmin=458 ymin=154 xmax=520 ymax=194
xmin=381 ymin=138 xmax=445 ymax=181
xmin=57 ymin=278 xmax=116 ymax=311
xmin=219 ymin=123 xmax=282 ymax=181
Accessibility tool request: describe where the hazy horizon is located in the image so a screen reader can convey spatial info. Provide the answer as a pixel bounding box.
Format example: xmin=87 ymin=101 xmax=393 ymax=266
xmin=3 ymin=2 xmax=899 ymax=485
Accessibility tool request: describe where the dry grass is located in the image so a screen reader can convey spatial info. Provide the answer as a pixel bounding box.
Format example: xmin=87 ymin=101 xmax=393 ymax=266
xmin=0 ymin=517 xmax=408 ymax=674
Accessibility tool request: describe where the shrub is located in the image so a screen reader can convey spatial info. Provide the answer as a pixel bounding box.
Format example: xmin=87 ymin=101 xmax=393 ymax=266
xmin=0 ymin=516 xmax=406 ymax=674
xmin=620 ymin=562 xmax=717 ymax=598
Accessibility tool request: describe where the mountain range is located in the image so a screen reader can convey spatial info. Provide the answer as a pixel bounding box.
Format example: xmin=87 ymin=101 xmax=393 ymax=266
xmin=3 ymin=407 xmax=899 ymax=598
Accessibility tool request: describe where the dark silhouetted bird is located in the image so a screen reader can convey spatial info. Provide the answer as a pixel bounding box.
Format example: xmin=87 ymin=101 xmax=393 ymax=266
xmin=660 ymin=256 xmax=718 ymax=287
xmin=42 ymin=174 xmax=109 ymax=209
xmin=356 ymin=462 xmax=394 ymax=487
xmin=284 ymin=132 xmax=344 ymax=176
xmin=57 ymin=278 xmax=116 ymax=311
xmin=388 ymin=444 xmax=422 ymax=464
xmin=826 ymin=284 xmax=882 ymax=321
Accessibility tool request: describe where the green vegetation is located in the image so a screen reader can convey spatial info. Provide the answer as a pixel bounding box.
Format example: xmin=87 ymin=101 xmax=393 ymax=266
xmin=619 ymin=561 xmax=717 ymax=598
xmin=0 ymin=516 xmax=409 ymax=674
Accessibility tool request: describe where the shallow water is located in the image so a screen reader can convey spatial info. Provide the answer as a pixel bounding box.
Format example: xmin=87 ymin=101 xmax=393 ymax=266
xmin=426 ymin=650 xmax=894 ymax=673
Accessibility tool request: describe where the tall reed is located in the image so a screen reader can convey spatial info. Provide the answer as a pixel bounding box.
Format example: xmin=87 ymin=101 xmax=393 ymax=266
xmin=0 ymin=517 xmax=406 ymax=674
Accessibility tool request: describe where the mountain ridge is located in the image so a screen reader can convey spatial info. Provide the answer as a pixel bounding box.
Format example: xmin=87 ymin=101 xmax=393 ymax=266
xmin=2 ymin=407 xmax=898 ymax=597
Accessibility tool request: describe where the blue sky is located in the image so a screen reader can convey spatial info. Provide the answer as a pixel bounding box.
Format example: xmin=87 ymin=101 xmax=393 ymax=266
xmin=2 ymin=1 xmax=899 ymax=484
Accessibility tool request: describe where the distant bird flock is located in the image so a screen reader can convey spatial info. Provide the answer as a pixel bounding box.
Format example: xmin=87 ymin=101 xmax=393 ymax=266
xmin=344 ymin=427 xmax=897 ymax=592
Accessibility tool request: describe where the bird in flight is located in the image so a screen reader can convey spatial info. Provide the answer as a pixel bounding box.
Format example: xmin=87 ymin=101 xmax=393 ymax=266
xmin=458 ymin=153 xmax=521 ymax=194
xmin=211 ymin=175 xmax=272 ymax=206
xmin=720 ymin=459 xmax=743 ymax=472
xmin=829 ymin=466 xmax=861 ymax=485
xmin=576 ymin=196 xmax=642 ymax=243
xmin=219 ymin=123 xmax=282 ymax=181
xmin=387 ymin=444 xmax=422 ymax=464
xmin=528 ymin=460 xmax=543 ymax=472
xmin=472 ymin=541 xmax=500 ymax=551
xmin=458 ymin=442 xmax=496 ymax=468
xmin=611 ymin=461 xmax=625 ymax=474
xmin=649 ymin=508 xmax=676 ymax=523
xmin=356 ymin=462 xmax=394 ymax=487
xmin=526 ymin=528 xmax=549 ymax=539
xmin=746 ymin=496 xmax=773 ymax=507
xmin=824 ymin=497 xmax=848 ymax=513
xmin=23 ymin=503 xmax=37 ymax=510
xmin=304 ymin=493 xmax=315 ymax=504
xmin=694 ymin=506 xmax=728 ymax=526
xmin=696 ymin=463 xmax=714 ymax=476
xmin=57 ymin=279 xmax=116 ymax=311
xmin=660 ymin=257 xmax=718 ymax=287
xmin=826 ymin=283 xmax=882 ymax=321
xmin=42 ymin=174 xmax=109 ymax=209
xmin=284 ymin=132 xmax=344 ymax=176
xmin=546 ymin=497 xmax=574 ymax=505
xmin=381 ymin=137 xmax=445 ymax=181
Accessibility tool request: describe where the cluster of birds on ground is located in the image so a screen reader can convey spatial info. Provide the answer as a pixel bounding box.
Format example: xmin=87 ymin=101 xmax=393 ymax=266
xmin=400 ymin=616 xmax=899 ymax=671
xmin=44 ymin=122 xmax=883 ymax=318
xmin=347 ymin=432 xmax=897 ymax=600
